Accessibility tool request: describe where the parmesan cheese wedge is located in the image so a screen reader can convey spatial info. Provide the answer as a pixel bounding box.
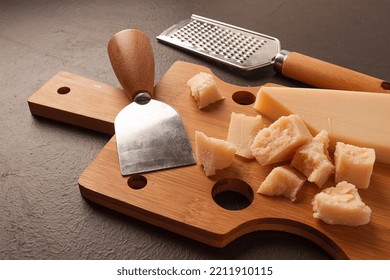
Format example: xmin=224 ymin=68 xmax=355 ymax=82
xmin=227 ymin=113 xmax=263 ymax=159
xmin=291 ymin=130 xmax=335 ymax=187
xmin=253 ymin=86 xmax=390 ymax=164
xmin=250 ymin=114 xmax=313 ymax=165
xmin=195 ymin=131 xmax=237 ymax=176
xmin=187 ymin=72 xmax=225 ymax=109
xmin=334 ymin=142 xmax=375 ymax=189
xmin=312 ymin=181 xmax=371 ymax=226
xmin=257 ymin=165 xmax=306 ymax=201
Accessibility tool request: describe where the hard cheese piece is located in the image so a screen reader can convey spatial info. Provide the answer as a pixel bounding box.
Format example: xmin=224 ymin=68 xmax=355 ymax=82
xmin=195 ymin=131 xmax=237 ymax=176
xmin=334 ymin=142 xmax=376 ymax=189
xmin=227 ymin=112 xmax=263 ymax=159
xmin=187 ymin=72 xmax=225 ymax=109
xmin=291 ymin=130 xmax=335 ymax=187
xmin=253 ymin=86 xmax=390 ymax=164
xmin=312 ymin=181 xmax=371 ymax=226
xmin=250 ymin=114 xmax=313 ymax=165
xmin=258 ymin=165 xmax=306 ymax=201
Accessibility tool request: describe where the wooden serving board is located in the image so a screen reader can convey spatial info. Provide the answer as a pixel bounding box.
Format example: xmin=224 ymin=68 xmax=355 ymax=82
xmin=28 ymin=61 xmax=390 ymax=259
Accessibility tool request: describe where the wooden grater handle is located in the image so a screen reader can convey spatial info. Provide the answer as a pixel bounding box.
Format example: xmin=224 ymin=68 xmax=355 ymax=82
xmin=107 ymin=29 xmax=155 ymax=101
xmin=275 ymin=50 xmax=390 ymax=93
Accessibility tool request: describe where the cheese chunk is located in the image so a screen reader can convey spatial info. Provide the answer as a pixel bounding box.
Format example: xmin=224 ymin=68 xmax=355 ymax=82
xmin=250 ymin=114 xmax=313 ymax=165
xmin=291 ymin=130 xmax=335 ymax=187
xmin=187 ymin=72 xmax=225 ymax=109
xmin=258 ymin=165 xmax=306 ymax=201
xmin=227 ymin=113 xmax=263 ymax=159
xmin=312 ymin=181 xmax=371 ymax=226
xmin=195 ymin=131 xmax=237 ymax=176
xmin=253 ymin=86 xmax=390 ymax=163
xmin=334 ymin=142 xmax=375 ymax=189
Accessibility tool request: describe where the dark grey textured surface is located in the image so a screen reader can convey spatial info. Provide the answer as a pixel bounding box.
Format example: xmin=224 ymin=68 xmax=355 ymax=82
xmin=1 ymin=0 xmax=389 ymax=260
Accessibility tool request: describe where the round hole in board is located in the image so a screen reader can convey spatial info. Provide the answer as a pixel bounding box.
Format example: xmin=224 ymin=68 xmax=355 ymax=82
xmin=381 ymin=81 xmax=390 ymax=90
xmin=212 ymin=178 xmax=254 ymax=211
xmin=232 ymin=91 xmax=256 ymax=105
xmin=57 ymin=86 xmax=71 ymax=95
xmin=127 ymin=175 xmax=147 ymax=190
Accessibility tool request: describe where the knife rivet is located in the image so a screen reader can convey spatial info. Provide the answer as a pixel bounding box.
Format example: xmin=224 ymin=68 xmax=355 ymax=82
xmin=134 ymin=92 xmax=152 ymax=105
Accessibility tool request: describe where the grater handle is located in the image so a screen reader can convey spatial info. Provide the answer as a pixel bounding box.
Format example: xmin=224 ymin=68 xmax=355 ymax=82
xmin=108 ymin=29 xmax=155 ymax=101
xmin=275 ymin=50 xmax=390 ymax=93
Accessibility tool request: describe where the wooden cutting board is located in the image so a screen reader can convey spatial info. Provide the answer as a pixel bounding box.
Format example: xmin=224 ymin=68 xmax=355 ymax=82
xmin=28 ymin=61 xmax=390 ymax=260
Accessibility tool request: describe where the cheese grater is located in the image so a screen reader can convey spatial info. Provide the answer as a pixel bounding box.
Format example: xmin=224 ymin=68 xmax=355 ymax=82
xmin=157 ymin=15 xmax=390 ymax=93
xmin=157 ymin=14 xmax=280 ymax=71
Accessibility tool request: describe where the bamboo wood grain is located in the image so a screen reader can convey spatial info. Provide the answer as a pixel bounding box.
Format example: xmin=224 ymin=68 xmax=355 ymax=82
xmin=28 ymin=71 xmax=129 ymax=135
xmin=28 ymin=61 xmax=390 ymax=259
xmin=281 ymin=52 xmax=390 ymax=93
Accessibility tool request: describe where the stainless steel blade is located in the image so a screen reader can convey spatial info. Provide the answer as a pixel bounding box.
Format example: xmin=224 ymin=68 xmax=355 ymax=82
xmin=114 ymin=93 xmax=195 ymax=175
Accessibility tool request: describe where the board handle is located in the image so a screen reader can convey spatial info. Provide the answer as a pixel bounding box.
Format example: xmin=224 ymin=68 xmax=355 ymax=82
xmin=274 ymin=50 xmax=390 ymax=93
xmin=108 ymin=29 xmax=155 ymax=101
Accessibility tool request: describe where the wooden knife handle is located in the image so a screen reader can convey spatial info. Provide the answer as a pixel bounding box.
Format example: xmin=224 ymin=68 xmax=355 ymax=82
xmin=107 ymin=29 xmax=155 ymax=101
xmin=275 ymin=51 xmax=390 ymax=93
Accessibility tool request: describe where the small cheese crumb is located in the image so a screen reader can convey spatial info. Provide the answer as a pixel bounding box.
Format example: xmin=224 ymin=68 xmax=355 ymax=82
xmin=250 ymin=114 xmax=313 ymax=165
xmin=257 ymin=165 xmax=306 ymax=201
xmin=291 ymin=130 xmax=335 ymax=187
xmin=195 ymin=131 xmax=237 ymax=176
xmin=334 ymin=142 xmax=375 ymax=189
xmin=187 ymin=72 xmax=225 ymax=109
xmin=227 ymin=112 xmax=263 ymax=159
xmin=312 ymin=181 xmax=371 ymax=226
